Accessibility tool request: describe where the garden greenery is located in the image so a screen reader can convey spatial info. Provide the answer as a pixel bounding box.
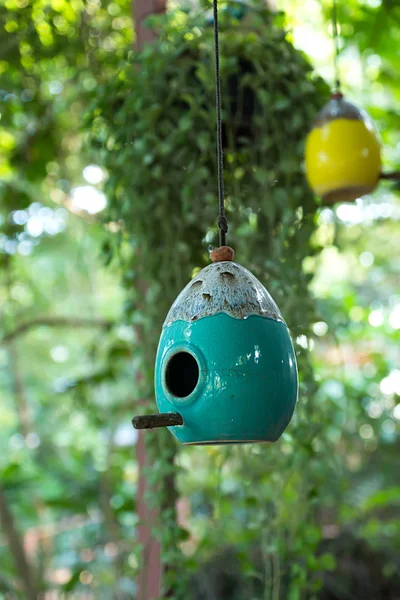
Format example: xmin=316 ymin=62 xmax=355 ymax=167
xmin=1 ymin=0 xmax=399 ymax=596
xmin=88 ymin=6 xmax=339 ymax=597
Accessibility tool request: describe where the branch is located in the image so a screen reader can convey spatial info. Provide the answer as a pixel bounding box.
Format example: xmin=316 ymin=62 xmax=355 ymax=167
xmin=0 ymin=486 xmax=38 ymax=600
xmin=380 ymin=171 xmax=400 ymax=181
xmin=0 ymin=317 xmax=114 ymax=345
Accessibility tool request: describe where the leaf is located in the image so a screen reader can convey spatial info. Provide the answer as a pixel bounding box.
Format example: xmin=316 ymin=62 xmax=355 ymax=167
xmin=362 ymin=487 xmax=400 ymax=512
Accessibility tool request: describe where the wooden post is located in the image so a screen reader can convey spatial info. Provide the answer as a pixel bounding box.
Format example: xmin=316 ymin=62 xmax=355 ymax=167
xmin=133 ymin=4 xmax=167 ymax=599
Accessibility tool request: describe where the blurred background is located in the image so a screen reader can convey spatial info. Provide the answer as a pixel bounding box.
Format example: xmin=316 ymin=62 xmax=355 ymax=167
xmin=0 ymin=0 xmax=399 ymax=598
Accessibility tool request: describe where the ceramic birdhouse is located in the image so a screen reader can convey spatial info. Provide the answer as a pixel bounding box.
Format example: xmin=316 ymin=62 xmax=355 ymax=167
xmin=154 ymin=256 xmax=298 ymax=445
xmin=305 ymin=93 xmax=381 ymax=204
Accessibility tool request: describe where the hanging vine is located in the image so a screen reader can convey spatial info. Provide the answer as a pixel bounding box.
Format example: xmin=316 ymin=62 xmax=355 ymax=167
xmin=88 ymin=5 xmax=333 ymax=597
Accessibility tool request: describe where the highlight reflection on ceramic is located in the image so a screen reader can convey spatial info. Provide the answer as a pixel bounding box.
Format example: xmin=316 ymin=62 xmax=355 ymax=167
xmin=154 ymin=261 xmax=298 ymax=445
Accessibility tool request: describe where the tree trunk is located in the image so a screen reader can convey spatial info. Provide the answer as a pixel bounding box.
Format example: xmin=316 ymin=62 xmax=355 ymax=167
xmin=136 ymin=434 xmax=162 ymax=600
xmin=134 ymin=0 xmax=167 ymax=49
xmin=8 ymin=341 xmax=30 ymax=437
xmin=0 ymin=485 xmax=38 ymax=599
xmin=132 ymin=3 xmax=167 ymax=599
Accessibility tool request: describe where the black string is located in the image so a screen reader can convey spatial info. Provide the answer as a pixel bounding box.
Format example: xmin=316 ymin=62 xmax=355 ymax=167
xmin=332 ymin=0 xmax=341 ymax=91
xmin=212 ymin=0 xmax=228 ymax=247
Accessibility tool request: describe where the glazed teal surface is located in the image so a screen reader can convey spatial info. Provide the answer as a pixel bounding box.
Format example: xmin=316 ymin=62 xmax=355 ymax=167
xmin=155 ymin=313 xmax=298 ymax=444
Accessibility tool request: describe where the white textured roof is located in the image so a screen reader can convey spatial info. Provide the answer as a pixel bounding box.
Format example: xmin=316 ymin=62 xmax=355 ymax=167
xmin=164 ymin=261 xmax=284 ymax=326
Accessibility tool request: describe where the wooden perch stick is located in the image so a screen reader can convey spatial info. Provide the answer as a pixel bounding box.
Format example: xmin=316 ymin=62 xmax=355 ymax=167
xmin=132 ymin=413 xmax=183 ymax=430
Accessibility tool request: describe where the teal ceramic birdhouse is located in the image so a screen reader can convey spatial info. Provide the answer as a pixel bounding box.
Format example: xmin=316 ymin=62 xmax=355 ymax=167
xmin=154 ymin=258 xmax=298 ymax=445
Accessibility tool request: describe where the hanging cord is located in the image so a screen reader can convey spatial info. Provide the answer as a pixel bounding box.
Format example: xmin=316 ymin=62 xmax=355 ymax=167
xmin=332 ymin=0 xmax=341 ymax=92
xmin=212 ymin=0 xmax=228 ymax=247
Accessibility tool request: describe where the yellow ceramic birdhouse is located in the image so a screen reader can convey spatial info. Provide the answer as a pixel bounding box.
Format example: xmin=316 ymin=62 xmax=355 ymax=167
xmin=305 ymin=93 xmax=382 ymax=204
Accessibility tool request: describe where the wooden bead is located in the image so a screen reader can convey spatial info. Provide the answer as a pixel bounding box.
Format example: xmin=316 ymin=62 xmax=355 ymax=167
xmin=210 ymin=246 xmax=235 ymax=263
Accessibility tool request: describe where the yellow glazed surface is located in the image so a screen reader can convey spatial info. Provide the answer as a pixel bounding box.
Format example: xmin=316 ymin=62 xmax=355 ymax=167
xmin=305 ymin=118 xmax=381 ymax=203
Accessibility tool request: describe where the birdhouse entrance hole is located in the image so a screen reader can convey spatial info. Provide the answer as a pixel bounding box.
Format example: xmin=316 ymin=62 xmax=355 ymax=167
xmin=165 ymin=351 xmax=199 ymax=398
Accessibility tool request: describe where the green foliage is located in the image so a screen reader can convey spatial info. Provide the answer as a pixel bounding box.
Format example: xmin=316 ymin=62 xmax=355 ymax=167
xmin=0 ymin=0 xmax=399 ymax=598
xmin=0 ymin=0 xmax=139 ymax=597
xmin=88 ymin=6 xmax=336 ymax=597
xmin=0 ymin=0 xmax=132 ymax=266
xmin=89 ymin=5 xmax=329 ymax=340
